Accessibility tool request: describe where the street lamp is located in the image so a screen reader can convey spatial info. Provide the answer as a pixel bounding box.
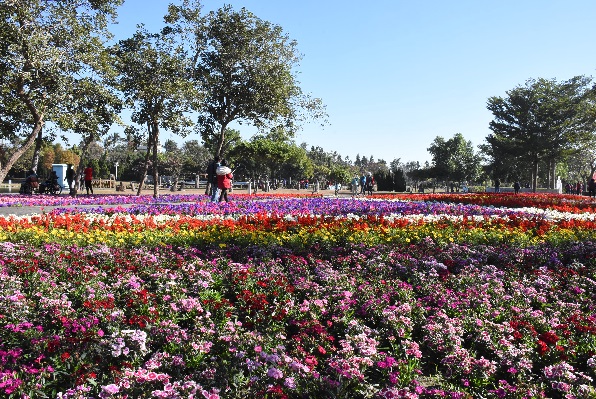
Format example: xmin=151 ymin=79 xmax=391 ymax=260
xmin=114 ymin=162 xmax=119 ymax=180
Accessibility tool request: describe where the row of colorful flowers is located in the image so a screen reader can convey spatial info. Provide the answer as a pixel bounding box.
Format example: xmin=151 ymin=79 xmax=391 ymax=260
xmin=1 ymin=193 xmax=595 ymax=398
xmin=1 ymin=198 xmax=596 ymax=249
xmin=3 ymin=192 xmax=596 ymax=214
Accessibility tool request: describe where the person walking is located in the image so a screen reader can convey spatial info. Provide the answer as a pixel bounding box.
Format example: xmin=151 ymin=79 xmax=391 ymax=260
xmin=205 ymin=156 xmax=220 ymax=200
xmin=206 ymin=156 xmax=221 ymax=202
xmin=216 ymin=159 xmax=233 ymax=202
xmin=351 ymin=175 xmax=359 ymax=197
xmin=366 ymin=172 xmax=375 ymax=195
xmin=84 ymin=164 xmax=94 ymax=195
xmin=66 ymin=164 xmax=75 ymax=195
xmin=513 ymin=181 xmax=521 ymax=194
xmin=588 ymin=178 xmax=595 ymax=198
xmin=360 ymin=174 xmax=367 ymax=195
xmin=494 ymin=178 xmax=500 ymax=193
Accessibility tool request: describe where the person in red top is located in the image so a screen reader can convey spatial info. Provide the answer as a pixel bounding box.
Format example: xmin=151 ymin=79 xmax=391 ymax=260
xmin=216 ymin=159 xmax=233 ymax=202
xmin=84 ymin=164 xmax=94 ymax=195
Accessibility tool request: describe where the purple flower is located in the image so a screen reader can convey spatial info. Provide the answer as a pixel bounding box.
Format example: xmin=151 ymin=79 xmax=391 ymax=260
xmin=267 ymin=367 xmax=284 ymax=379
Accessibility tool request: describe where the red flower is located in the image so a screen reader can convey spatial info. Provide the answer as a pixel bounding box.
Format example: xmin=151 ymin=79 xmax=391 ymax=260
xmin=539 ymin=331 xmax=559 ymax=345
xmin=60 ymin=352 xmax=71 ymax=362
xmin=304 ymin=355 xmax=318 ymax=368
xmin=537 ymin=340 xmax=549 ymax=356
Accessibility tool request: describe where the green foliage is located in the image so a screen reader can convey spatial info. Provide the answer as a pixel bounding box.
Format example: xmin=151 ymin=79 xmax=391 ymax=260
xmin=110 ymin=28 xmax=195 ymax=135
xmin=328 ymin=166 xmax=352 ymax=186
xmin=428 ymin=133 xmax=481 ymax=185
xmin=230 ymin=135 xmax=313 ymax=182
xmin=485 ymin=76 xmax=596 ymax=190
xmin=189 ymin=5 xmax=326 ymax=156
xmin=201 ymin=128 xmax=242 ymax=160
xmin=109 ymin=24 xmax=196 ymax=195
xmin=0 ymin=0 xmax=122 ymax=182
xmin=181 ymin=140 xmax=212 ymax=177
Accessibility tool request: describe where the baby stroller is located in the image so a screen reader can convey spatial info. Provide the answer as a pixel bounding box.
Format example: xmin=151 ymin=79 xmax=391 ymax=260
xmin=19 ymin=173 xmax=39 ymax=195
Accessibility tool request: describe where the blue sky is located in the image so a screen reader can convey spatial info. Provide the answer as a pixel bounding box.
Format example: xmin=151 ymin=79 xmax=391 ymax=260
xmin=109 ymin=0 xmax=596 ymax=164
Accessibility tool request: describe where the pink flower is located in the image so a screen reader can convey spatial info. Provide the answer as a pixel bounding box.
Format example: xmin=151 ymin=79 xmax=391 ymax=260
xmin=101 ymin=384 xmax=119 ymax=395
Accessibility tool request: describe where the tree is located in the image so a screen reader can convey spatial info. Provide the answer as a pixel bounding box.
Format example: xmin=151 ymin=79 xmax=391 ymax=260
xmin=230 ymin=135 xmax=294 ymax=181
xmin=402 ymin=161 xmax=420 ymax=190
xmin=60 ymin=79 xmax=123 ymax=184
xmin=110 ymin=26 xmax=196 ymax=197
xmin=328 ymin=165 xmax=352 ymax=187
xmin=186 ymin=5 xmax=326 ymax=157
xmin=447 ymin=133 xmax=481 ymax=184
xmin=562 ymin=143 xmax=596 ymax=186
xmin=160 ymin=140 xmax=184 ymax=190
xmin=428 ymin=133 xmax=481 ymax=189
xmin=485 ymin=77 xmax=595 ymax=191
xmin=426 ymin=137 xmax=449 ymax=184
xmin=158 ymin=139 xmax=211 ymax=189
xmin=278 ymin=145 xmax=313 ymax=184
xmin=394 ymin=169 xmax=407 ymax=192
xmin=230 ymin=136 xmax=313 ymax=184
xmin=201 ymin=128 xmax=242 ymax=158
xmin=180 ymin=139 xmax=212 ymax=177
xmin=0 ymin=0 xmax=122 ymax=183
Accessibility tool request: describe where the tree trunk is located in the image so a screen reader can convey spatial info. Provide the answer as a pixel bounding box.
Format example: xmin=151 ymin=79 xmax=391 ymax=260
xmin=137 ymin=123 xmax=155 ymax=196
xmin=532 ymin=157 xmax=539 ymax=193
xmin=216 ymin=124 xmax=227 ymax=157
xmin=31 ymin=127 xmax=43 ymax=173
xmin=0 ymin=85 xmax=44 ymax=184
xmin=0 ymin=121 xmax=42 ymax=184
xmin=152 ymin=123 xmax=159 ymax=198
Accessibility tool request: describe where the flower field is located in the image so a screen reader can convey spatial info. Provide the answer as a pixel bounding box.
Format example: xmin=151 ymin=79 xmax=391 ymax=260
xmin=1 ymin=193 xmax=595 ymax=398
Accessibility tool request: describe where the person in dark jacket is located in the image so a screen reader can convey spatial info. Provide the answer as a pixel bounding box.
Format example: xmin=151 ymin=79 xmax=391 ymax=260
xmin=588 ymin=178 xmax=595 ymax=198
xmin=206 ymin=156 xmax=221 ymax=202
xmin=66 ymin=164 xmax=75 ymax=192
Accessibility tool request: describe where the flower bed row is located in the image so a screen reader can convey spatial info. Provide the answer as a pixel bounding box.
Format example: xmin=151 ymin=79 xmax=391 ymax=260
xmin=1 ymin=193 xmax=595 ymax=398
xmin=3 ymin=192 xmax=596 ymax=214
xmin=1 ymin=199 xmax=596 ymax=249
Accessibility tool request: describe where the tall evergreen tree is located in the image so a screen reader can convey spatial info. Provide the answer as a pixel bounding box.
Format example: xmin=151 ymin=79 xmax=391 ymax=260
xmin=485 ymin=76 xmax=595 ymax=191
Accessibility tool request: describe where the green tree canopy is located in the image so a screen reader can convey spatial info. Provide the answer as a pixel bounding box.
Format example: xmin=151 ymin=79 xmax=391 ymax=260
xmin=182 ymin=5 xmax=326 ymax=157
xmin=230 ymin=134 xmax=313 ymax=183
xmin=109 ymin=26 xmax=196 ymax=196
xmin=485 ymin=76 xmax=595 ymax=191
xmin=0 ymin=0 xmax=122 ymax=183
xmin=428 ymin=133 xmax=480 ymax=185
